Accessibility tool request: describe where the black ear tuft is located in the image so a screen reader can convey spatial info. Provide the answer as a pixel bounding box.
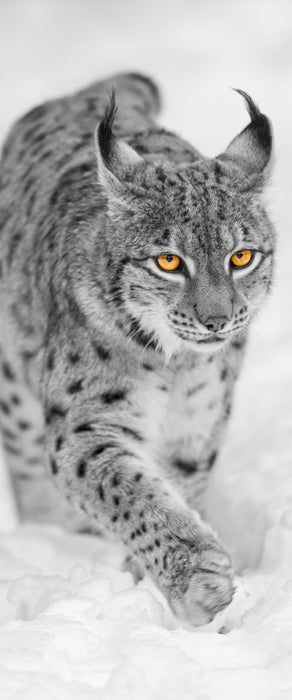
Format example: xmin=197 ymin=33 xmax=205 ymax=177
xmin=220 ymin=89 xmax=273 ymax=176
xmin=231 ymin=88 xmax=260 ymax=121
xmin=97 ymin=90 xmax=119 ymax=162
xmin=96 ymin=90 xmax=143 ymax=191
xmin=232 ymin=88 xmax=272 ymax=156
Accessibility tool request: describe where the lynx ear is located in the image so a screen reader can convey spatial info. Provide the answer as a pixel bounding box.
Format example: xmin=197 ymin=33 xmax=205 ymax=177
xmin=218 ymin=90 xmax=272 ymax=176
xmin=95 ymin=92 xmax=143 ymax=197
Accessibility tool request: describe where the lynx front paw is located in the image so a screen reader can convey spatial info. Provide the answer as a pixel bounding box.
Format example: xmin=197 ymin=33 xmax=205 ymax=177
xmin=166 ymin=538 xmax=234 ymax=626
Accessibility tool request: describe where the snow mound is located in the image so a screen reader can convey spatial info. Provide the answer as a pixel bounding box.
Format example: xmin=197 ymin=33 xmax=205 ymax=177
xmin=0 ymin=486 xmax=291 ymax=700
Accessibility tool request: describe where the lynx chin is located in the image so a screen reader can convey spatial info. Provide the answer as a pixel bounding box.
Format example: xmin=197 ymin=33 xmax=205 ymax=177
xmin=0 ymin=73 xmax=275 ymax=625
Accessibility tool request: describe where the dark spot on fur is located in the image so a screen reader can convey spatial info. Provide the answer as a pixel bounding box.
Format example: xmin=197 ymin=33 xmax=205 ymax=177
xmin=73 ymin=422 xmax=93 ymax=433
xmin=101 ymin=389 xmax=127 ymax=404
xmin=141 ymin=522 xmax=147 ymax=533
xmin=221 ymin=367 xmax=228 ymax=381
xmin=50 ymin=457 xmax=58 ymax=474
xmin=163 ymin=553 xmax=168 ymax=570
xmin=137 ymin=143 xmax=151 ymax=156
xmin=93 ymin=342 xmax=111 ymax=361
xmin=68 ymin=352 xmax=80 ymax=364
xmin=26 ymin=190 xmax=36 ymax=216
xmin=46 ymin=349 xmax=56 ymax=371
xmin=130 ymin=531 xmax=136 ymax=540
xmin=91 ymin=443 xmax=116 ymax=458
xmin=187 ymin=382 xmax=206 ymax=398
xmin=55 ymin=435 xmax=63 ymax=451
xmin=173 ymin=458 xmax=199 ymax=474
xmin=67 ymin=379 xmax=83 ymax=394
xmin=232 ymin=338 xmax=245 ymax=350
xmin=18 ymin=420 xmax=30 ymax=430
xmin=98 ymin=484 xmax=104 ymax=501
xmin=134 ymin=472 xmax=142 ymax=482
xmin=156 ymin=167 xmax=167 ymax=183
xmin=2 ymin=362 xmax=15 ymax=381
xmin=119 ymin=426 xmax=143 ymax=441
xmin=136 ymin=529 xmax=142 ymax=536
xmin=154 ymin=557 xmax=158 ymax=565
xmin=123 ymin=511 xmax=130 ymax=520
xmin=22 ymin=349 xmax=39 ymax=362
xmin=77 ymin=460 xmax=86 ymax=478
xmin=34 ymin=434 xmax=44 ymax=446
xmin=225 ymin=403 xmax=232 ymax=418
xmin=45 ymin=404 xmax=68 ymax=423
xmin=207 ymin=451 xmax=218 ymax=470
xmin=0 ymin=400 xmax=11 ymax=415
xmin=16 ymin=472 xmax=32 ymax=481
xmin=22 ymin=174 xmax=35 ymax=194
xmin=10 ymin=395 xmax=21 ymax=406
xmin=112 ymin=473 xmax=121 ymax=487
xmin=214 ymin=161 xmax=223 ymax=180
xmin=7 ymin=233 xmax=22 ymax=266
xmin=1 ymin=427 xmax=18 ymax=441
xmin=4 ymin=443 xmax=21 ymax=456
xmin=112 ymin=514 xmax=119 ymax=523
xmin=113 ymin=495 xmax=120 ymax=506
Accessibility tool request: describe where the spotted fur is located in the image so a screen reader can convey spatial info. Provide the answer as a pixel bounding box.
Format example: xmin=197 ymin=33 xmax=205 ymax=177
xmin=0 ymin=72 xmax=275 ymax=624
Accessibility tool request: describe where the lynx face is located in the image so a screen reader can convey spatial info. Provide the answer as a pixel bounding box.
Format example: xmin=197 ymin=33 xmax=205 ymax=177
xmin=94 ymin=91 xmax=274 ymax=359
xmin=100 ymin=160 xmax=274 ymax=357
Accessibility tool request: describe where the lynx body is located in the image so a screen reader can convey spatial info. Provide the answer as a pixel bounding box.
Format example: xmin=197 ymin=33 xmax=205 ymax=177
xmin=0 ymin=73 xmax=275 ymax=624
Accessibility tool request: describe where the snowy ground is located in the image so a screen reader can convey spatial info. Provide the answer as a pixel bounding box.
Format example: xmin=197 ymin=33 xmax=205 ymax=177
xmin=0 ymin=1 xmax=292 ymax=698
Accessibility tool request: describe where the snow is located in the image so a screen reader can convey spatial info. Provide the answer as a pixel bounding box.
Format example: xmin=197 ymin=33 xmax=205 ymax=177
xmin=1 ymin=0 xmax=292 ymax=698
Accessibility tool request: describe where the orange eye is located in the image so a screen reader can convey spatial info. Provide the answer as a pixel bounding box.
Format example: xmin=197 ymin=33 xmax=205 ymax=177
xmin=231 ymin=249 xmax=253 ymax=268
xmin=157 ymin=254 xmax=181 ymax=271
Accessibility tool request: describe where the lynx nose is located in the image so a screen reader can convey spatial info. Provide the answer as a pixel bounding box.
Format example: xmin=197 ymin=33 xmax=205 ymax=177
xmin=204 ymin=316 xmax=229 ymax=333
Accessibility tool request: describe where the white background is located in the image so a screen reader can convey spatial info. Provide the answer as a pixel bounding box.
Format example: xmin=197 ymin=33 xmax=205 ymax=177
xmin=0 ymin=1 xmax=291 ymax=698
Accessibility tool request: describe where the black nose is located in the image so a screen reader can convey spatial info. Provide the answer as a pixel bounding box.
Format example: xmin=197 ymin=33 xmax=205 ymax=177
xmin=205 ymin=317 xmax=229 ymax=333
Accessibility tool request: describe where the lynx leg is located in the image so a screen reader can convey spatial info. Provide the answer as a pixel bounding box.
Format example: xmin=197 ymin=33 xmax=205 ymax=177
xmin=45 ymin=407 xmax=234 ymax=626
xmin=0 ymin=353 xmax=85 ymax=529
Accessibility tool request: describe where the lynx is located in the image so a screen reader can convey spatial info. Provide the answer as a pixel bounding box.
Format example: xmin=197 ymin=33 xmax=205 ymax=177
xmin=0 ymin=73 xmax=275 ymax=625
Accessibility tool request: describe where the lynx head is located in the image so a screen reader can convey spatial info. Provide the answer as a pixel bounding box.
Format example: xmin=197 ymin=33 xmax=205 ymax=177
xmin=95 ymin=90 xmax=275 ymax=361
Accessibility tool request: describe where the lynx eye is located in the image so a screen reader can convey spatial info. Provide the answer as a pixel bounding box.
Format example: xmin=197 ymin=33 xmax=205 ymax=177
xmin=230 ymin=249 xmax=253 ymax=268
xmin=156 ymin=254 xmax=181 ymax=271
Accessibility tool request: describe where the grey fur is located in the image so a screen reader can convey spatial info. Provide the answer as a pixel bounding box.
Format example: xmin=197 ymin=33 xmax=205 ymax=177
xmin=0 ymin=73 xmax=275 ymax=625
